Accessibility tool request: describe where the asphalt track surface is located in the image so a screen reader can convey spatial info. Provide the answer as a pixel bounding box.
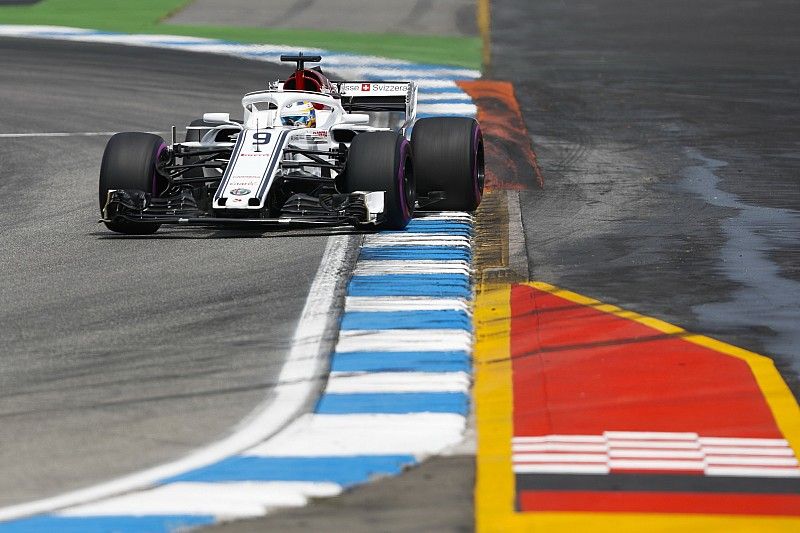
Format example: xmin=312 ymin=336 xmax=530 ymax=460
xmin=0 ymin=38 xmax=335 ymax=506
xmin=168 ymin=0 xmax=477 ymax=37
xmin=492 ymin=0 xmax=800 ymax=398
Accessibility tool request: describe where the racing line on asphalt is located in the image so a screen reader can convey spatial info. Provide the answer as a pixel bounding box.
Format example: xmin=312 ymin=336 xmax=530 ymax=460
xmin=0 ymin=132 xmax=169 ymax=138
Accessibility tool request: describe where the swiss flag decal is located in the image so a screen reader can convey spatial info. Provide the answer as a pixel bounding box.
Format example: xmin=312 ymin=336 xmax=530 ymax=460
xmin=361 ymin=83 xmax=371 ymax=91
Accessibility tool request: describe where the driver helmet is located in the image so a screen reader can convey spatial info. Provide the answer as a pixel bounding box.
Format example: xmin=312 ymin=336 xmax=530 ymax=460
xmin=281 ymin=101 xmax=316 ymax=127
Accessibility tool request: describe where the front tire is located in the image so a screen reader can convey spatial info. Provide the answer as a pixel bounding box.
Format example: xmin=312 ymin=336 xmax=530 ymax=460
xmin=411 ymin=117 xmax=485 ymax=211
xmin=98 ymin=132 xmax=167 ymax=234
xmin=342 ymin=132 xmax=414 ymax=230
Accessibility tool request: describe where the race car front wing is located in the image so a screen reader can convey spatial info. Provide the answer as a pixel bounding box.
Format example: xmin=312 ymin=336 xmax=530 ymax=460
xmin=101 ymin=188 xmax=386 ymax=228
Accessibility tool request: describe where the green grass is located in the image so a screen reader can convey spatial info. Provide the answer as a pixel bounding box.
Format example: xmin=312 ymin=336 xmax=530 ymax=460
xmin=0 ymin=0 xmax=481 ymax=69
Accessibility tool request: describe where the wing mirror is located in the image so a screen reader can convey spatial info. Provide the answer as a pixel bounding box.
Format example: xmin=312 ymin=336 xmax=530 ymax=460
xmin=202 ymin=112 xmax=232 ymax=123
xmin=341 ymin=113 xmax=370 ymax=124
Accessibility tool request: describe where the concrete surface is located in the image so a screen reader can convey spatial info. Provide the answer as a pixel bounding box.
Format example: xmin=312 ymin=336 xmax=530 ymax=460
xmin=206 ymin=456 xmax=474 ymax=532
xmin=167 ymin=0 xmax=477 ymax=37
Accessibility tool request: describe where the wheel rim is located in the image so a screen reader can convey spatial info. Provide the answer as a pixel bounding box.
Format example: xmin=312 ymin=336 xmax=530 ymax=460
xmin=473 ymin=128 xmax=486 ymax=203
xmin=152 ymin=143 xmax=168 ymax=197
xmin=403 ymin=153 xmax=414 ymax=218
xmin=397 ymin=140 xmax=414 ymax=221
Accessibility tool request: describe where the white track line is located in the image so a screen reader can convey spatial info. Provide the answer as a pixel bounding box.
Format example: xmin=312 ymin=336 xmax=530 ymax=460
xmin=512 ymin=435 xmax=607 ymax=444
xmin=413 ymin=213 xmax=473 ymax=220
xmin=0 ymin=131 xmax=166 ymax=138
xmin=363 ymin=234 xmax=471 ymax=247
xmin=60 ymin=482 xmax=342 ymax=519
xmin=607 ymin=450 xmax=706 ymax=459
xmin=607 ymin=460 xmax=705 ymax=470
xmin=513 ymin=454 xmax=607 ymax=463
xmin=514 ymin=464 xmax=611 ymax=475
xmin=417 ymin=103 xmax=478 ymax=115
xmin=344 ymin=296 xmax=470 ymax=312
xmin=418 ymin=92 xmax=473 ymax=101
xmin=335 ymin=329 xmax=472 ymax=352
xmin=604 ymin=431 xmax=699 ymax=440
xmin=705 ymin=456 xmax=798 ymax=466
xmin=512 ymin=443 xmax=608 ymax=453
xmin=605 ymin=440 xmax=701 ymax=449
xmin=353 ymin=260 xmax=470 ymax=275
xmin=706 ymin=467 xmax=800 ymax=477
xmin=699 ymin=437 xmax=791 ymax=447
xmin=0 ymin=234 xmax=355 ymax=522
xmin=703 ymin=446 xmax=796 ymax=456
xmin=244 ymin=413 xmax=467 ymax=457
xmin=325 ymin=371 xmax=471 ymax=393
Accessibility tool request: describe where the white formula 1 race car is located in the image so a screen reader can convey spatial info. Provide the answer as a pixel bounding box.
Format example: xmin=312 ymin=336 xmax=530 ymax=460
xmin=99 ymin=53 xmax=484 ymax=233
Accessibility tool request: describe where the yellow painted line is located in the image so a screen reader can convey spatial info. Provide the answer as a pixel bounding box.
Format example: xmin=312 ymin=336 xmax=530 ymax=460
xmin=473 ymin=280 xmax=800 ymax=532
xmin=474 ymin=283 xmax=514 ymax=533
xmin=477 ymin=0 xmax=491 ymax=69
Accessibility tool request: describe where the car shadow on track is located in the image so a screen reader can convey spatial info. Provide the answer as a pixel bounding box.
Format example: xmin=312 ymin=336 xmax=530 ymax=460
xmin=90 ymin=227 xmax=373 ymax=240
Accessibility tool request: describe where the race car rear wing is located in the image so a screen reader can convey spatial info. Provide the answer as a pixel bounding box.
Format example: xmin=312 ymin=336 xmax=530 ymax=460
xmin=336 ymin=81 xmax=417 ymax=123
xmin=269 ymin=79 xmax=418 ymax=125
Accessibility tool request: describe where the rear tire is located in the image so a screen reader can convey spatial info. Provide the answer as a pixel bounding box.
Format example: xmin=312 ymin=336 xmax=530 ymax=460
xmin=342 ymin=132 xmax=414 ymax=230
xmin=98 ymin=132 xmax=166 ymax=234
xmin=411 ymin=117 xmax=484 ymax=211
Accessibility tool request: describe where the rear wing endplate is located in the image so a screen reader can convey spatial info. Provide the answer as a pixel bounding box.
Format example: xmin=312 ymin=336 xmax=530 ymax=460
xmin=336 ymin=81 xmax=417 ymax=122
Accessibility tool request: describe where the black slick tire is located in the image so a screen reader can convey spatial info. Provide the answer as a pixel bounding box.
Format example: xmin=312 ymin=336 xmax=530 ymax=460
xmin=98 ymin=132 xmax=167 ymax=235
xmin=411 ymin=117 xmax=485 ymax=211
xmin=342 ymin=131 xmax=414 ymax=230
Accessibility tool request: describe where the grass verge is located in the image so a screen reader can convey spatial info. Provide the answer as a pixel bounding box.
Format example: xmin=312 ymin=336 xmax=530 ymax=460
xmin=0 ymin=0 xmax=481 ymax=69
